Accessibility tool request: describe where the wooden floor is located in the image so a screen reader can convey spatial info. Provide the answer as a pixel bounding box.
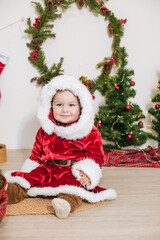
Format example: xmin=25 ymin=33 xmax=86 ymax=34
xmin=0 ymin=150 xmax=160 ymax=240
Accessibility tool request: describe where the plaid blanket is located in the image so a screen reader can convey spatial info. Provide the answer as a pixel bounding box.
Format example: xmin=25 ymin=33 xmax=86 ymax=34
xmin=0 ymin=190 xmax=8 ymax=221
xmin=104 ymin=146 xmax=160 ymax=167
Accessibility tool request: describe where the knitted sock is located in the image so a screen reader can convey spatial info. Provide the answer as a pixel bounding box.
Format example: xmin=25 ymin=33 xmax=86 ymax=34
xmin=52 ymin=193 xmax=82 ymax=219
xmin=7 ymin=183 xmax=28 ymax=204
xmin=52 ymin=198 xmax=71 ymax=219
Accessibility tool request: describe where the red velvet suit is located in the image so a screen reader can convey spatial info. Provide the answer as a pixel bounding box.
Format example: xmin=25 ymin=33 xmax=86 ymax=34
xmin=11 ymin=126 xmax=108 ymax=199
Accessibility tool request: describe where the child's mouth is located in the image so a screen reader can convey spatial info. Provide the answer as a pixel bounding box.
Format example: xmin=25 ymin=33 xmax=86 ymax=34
xmin=61 ymin=115 xmax=70 ymax=117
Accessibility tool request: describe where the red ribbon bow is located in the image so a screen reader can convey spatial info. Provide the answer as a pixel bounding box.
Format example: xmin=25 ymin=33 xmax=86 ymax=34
xmin=109 ymin=56 xmax=116 ymax=66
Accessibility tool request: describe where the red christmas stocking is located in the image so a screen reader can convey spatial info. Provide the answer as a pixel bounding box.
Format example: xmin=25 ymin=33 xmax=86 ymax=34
xmin=0 ymin=51 xmax=9 ymax=99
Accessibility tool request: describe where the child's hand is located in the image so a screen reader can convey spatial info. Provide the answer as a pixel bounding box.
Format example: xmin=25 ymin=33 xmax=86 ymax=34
xmin=79 ymin=171 xmax=91 ymax=187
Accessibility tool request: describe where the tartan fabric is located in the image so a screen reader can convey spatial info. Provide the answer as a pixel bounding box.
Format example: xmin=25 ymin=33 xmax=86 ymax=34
xmin=0 ymin=190 xmax=8 ymax=221
xmin=104 ymin=146 xmax=160 ymax=167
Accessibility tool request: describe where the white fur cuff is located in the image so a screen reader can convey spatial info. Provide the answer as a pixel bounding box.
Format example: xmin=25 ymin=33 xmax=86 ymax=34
xmin=20 ymin=158 xmax=40 ymax=172
xmin=72 ymin=158 xmax=102 ymax=190
xmin=4 ymin=171 xmax=30 ymax=189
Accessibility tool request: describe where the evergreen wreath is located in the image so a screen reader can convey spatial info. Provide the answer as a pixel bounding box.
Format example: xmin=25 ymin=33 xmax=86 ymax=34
xmin=25 ymin=0 xmax=127 ymax=87
xmin=25 ymin=0 xmax=148 ymax=149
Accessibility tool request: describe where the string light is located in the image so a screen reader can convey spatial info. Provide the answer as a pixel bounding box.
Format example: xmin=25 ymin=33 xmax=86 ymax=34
xmin=0 ymin=17 xmax=25 ymax=31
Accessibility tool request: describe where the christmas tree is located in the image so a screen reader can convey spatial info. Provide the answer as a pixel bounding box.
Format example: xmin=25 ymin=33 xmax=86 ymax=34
xmin=92 ymin=47 xmax=148 ymax=150
xmin=148 ymin=81 xmax=160 ymax=146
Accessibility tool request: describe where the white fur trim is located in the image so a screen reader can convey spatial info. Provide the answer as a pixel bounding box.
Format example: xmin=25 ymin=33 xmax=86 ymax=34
xmin=4 ymin=171 xmax=30 ymax=189
xmin=71 ymin=158 xmax=102 ymax=190
xmin=0 ymin=51 xmax=9 ymax=64
xmin=20 ymin=158 xmax=40 ymax=172
xmin=93 ymin=90 xmax=105 ymax=114
xmin=37 ymin=75 xmax=95 ymax=140
xmin=27 ymin=185 xmax=117 ymax=203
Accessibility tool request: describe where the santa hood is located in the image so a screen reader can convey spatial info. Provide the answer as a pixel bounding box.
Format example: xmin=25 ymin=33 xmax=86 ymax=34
xmin=37 ymin=75 xmax=95 ymax=140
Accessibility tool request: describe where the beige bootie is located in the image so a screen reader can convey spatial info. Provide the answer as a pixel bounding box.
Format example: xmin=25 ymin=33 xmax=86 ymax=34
xmin=52 ymin=198 xmax=71 ymax=219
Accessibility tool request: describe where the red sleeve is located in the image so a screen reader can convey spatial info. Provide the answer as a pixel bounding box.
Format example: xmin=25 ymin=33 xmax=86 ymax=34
xmin=29 ymin=127 xmax=45 ymax=164
xmin=83 ymin=126 xmax=105 ymax=167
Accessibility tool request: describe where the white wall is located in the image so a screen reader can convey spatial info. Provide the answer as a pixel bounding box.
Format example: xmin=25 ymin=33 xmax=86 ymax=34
xmin=0 ymin=0 xmax=160 ymax=149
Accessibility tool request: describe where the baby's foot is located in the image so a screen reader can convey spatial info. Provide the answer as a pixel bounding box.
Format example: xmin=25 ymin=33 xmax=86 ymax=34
xmin=52 ymin=198 xmax=71 ymax=219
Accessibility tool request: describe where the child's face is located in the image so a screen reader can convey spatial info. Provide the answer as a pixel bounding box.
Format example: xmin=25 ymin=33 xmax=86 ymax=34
xmin=52 ymin=90 xmax=81 ymax=124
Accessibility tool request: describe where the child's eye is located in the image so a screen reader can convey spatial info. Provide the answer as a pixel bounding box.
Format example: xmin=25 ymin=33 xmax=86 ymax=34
xmin=69 ymin=104 xmax=75 ymax=107
xmin=56 ymin=104 xmax=62 ymax=106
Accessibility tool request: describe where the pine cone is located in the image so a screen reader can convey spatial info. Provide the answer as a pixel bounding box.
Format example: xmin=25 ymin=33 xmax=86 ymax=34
xmin=76 ymin=0 xmax=85 ymax=9
xmin=46 ymin=0 xmax=54 ymax=11
xmin=37 ymin=77 xmax=45 ymax=86
xmin=30 ymin=38 xmax=44 ymax=47
xmin=102 ymin=62 xmax=110 ymax=75
xmin=108 ymin=23 xmax=114 ymax=37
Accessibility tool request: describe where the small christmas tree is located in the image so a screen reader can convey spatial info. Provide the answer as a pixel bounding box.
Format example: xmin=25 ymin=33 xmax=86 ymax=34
xmin=148 ymin=81 xmax=160 ymax=146
xmin=93 ymin=47 xmax=148 ymax=150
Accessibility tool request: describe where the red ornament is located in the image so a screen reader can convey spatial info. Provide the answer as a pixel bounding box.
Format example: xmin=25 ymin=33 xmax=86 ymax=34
xmin=115 ymin=85 xmax=120 ymax=90
xmin=127 ymin=134 xmax=132 ymax=139
xmin=97 ymin=122 xmax=102 ymax=128
xmin=130 ymin=81 xmax=135 ymax=86
xmin=126 ymin=104 xmax=131 ymax=110
xmin=138 ymin=121 xmax=143 ymax=126
xmin=155 ymin=104 xmax=160 ymax=109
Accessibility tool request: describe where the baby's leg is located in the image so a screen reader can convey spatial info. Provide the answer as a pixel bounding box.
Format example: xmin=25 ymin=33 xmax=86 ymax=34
xmin=58 ymin=193 xmax=82 ymax=212
xmin=7 ymin=182 xmax=28 ymax=204
xmin=52 ymin=193 xmax=82 ymax=219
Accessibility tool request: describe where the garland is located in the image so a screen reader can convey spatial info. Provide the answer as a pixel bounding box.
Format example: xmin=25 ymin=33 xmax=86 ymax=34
xmin=25 ymin=0 xmax=149 ymax=150
xmin=25 ymin=0 xmax=127 ymax=87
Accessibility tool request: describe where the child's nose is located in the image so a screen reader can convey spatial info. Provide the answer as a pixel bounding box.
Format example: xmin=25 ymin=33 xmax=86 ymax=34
xmin=62 ymin=105 xmax=68 ymax=112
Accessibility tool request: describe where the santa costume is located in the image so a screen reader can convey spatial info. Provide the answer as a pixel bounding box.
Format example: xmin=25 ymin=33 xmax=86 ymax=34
xmin=5 ymin=75 xmax=117 ymax=204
